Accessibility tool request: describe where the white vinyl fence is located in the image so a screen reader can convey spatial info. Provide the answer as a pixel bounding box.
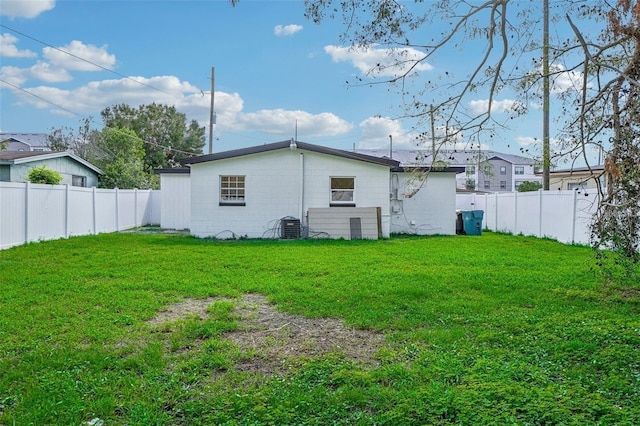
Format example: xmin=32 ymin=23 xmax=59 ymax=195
xmin=456 ymin=190 xmax=600 ymax=245
xmin=0 ymin=182 xmax=160 ymax=250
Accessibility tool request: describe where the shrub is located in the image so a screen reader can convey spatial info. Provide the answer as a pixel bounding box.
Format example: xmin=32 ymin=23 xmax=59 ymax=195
xmin=517 ymin=181 xmax=542 ymax=192
xmin=26 ymin=165 xmax=63 ymax=185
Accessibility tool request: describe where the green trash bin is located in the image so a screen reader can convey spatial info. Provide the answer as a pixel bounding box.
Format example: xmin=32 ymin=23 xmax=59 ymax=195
xmin=461 ymin=210 xmax=484 ymax=236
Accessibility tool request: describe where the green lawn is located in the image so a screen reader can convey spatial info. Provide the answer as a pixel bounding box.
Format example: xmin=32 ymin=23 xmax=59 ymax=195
xmin=0 ymin=231 xmax=638 ymax=425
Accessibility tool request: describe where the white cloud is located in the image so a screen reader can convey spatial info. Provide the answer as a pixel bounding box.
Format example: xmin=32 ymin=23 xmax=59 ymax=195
xmin=550 ymin=63 xmax=585 ymax=93
xmin=4 ymin=74 xmax=353 ymax=139
xmin=0 ymin=62 xmax=71 ymax=86
xmin=324 ymin=44 xmax=432 ymax=78
xmin=274 ymin=24 xmax=303 ymax=37
xmin=234 ymin=109 xmax=352 ymax=138
xmin=516 ymin=135 xmax=561 ymax=150
xmin=358 ymin=116 xmax=408 ymax=149
xmin=29 ymin=61 xmax=72 ymax=83
xmin=0 ymin=33 xmax=37 ymax=58
xmin=468 ymin=98 xmax=523 ymax=115
xmin=516 ymin=136 xmax=538 ymax=147
xmin=43 ymin=40 xmax=116 ymax=72
xmin=0 ymin=65 xmax=27 ymax=86
xmin=0 ymin=0 xmax=55 ymax=18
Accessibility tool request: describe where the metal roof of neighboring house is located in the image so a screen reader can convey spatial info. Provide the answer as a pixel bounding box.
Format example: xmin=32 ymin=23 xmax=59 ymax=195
xmin=0 ymin=132 xmax=49 ymax=148
xmin=548 ymin=165 xmax=605 ymax=174
xmin=357 ymin=148 xmax=536 ymax=167
xmin=182 ymin=140 xmax=402 ymax=168
xmin=0 ymin=151 xmax=103 ymax=175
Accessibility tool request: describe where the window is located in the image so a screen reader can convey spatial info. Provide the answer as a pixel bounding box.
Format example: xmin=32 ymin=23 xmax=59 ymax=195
xmin=515 ymin=166 xmax=524 ymax=175
xmin=500 ymin=166 xmax=507 ymax=175
xmin=220 ymin=175 xmax=245 ymax=206
xmin=331 ymin=177 xmax=355 ymax=206
xmin=568 ymin=182 xmax=587 ymax=190
xmin=466 ymin=165 xmax=475 ymax=174
xmin=72 ymin=175 xmax=86 ymax=187
xmin=484 ymin=181 xmax=491 ymax=189
xmin=515 ymin=181 xmax=523 ymax=189
xmin=500 ymin=181 xmax=507 ymax=189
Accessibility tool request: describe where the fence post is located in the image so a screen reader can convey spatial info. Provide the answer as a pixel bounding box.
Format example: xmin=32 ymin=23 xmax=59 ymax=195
xmin=65 ymin=184 xmax=70 ymax=239
xmin=134 ymin=188 xmax=139 ymax=228
xmin=571 ymin=189 xmax=578 ymax=244
xmin=514 ymin=191 xmax=518 ymax=235
xmin=115 ymin=188 xmax=120 ymax=231
xmin=24 ymin=182 xmax=30 ymax=245
xmin=538 ymin=189 xmax=543 ymax=237
xmin=92 ymin=187 xmax=97 ymax=235
xmin=494 ymin=192 xmax=499 ymax=231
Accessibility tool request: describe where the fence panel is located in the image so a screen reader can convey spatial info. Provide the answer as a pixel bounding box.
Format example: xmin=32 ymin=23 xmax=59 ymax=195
xmin=0 ymin=182 xmax=27 ymax=249
xmin=68 ymin=186 xmax=95 ymax=236
xmin=456 ymin=190 xmax=601 ymax=245
xmin=1 ymin=182 xmax=160 ymax=250
xmin=28 ymin=183 xmax=66 ymax=243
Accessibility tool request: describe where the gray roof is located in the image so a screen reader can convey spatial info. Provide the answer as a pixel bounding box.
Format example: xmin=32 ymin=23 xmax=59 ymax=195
xmin=0 ymin=132 xmax=49 ymax=148
xmin=0 ymin=151 xmax=103 ymax=175
xmin=356 ymin=149 xmax=536 ymax=167
xmin=182 ymin=140 xmax=401 ymax=168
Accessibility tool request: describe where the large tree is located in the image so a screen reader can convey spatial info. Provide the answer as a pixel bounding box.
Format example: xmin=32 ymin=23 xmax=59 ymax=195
xmin=89 ymin=127 xmax=153 ymax=189
xmin=47 ymin=117 xmax=101 ymax=159
xmin=100 ymin=103 xmax=206 ymax=170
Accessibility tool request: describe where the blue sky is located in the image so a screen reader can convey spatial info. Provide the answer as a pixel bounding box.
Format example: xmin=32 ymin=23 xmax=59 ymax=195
xmin=0 ymin=0 xmax=599 ymax=161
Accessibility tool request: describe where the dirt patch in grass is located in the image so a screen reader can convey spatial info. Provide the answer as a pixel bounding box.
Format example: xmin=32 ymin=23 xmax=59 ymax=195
xmin=148 ymin=294 xmax=385 ymax=375
xmin=146 ymin=297 xmax=217 ymax=326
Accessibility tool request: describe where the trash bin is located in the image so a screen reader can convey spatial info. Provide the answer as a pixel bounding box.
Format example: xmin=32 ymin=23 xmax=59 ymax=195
xmin=461 ymin=210 xmax=484 ymax=236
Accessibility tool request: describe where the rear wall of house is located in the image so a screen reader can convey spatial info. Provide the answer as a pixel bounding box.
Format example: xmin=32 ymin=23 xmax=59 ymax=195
xmin=189 ymin=149 xmax=391 ymax=239
xmin=8 ymin=158 xmax=99 ymax=187
xmin=390 ymin=171 xmax=457 ymax=235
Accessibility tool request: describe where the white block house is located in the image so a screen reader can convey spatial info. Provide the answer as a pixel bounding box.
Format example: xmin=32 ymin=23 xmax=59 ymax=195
xmin=157 ymin=140 xmax=462 ymax=239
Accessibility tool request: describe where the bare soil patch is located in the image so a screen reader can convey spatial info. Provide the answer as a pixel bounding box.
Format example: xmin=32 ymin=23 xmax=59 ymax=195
xmin=148 ymin=294 xmax=385 ymax=375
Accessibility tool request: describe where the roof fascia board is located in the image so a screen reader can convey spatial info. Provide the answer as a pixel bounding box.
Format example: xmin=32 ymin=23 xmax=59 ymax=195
xmin=183 ymin=140 xmax=400 ymax=168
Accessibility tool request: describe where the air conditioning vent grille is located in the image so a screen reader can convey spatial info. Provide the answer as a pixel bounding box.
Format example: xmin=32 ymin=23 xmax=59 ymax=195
xmin=281 ymin=219 xmax=301 ymax=239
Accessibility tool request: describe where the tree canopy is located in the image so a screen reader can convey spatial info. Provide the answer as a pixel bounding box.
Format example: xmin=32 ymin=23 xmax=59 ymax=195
xmin=304 ymin=0 xmax=640 ymax=266
xmin=48 ymin=103 xmax=206 ymax=189
xmin=100 ymin=103 xmax=205 ymax=170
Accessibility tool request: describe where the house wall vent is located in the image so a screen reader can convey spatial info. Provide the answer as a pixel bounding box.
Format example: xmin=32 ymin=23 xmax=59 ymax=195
xmin=281 ymin=218 xmax=301 ymax=239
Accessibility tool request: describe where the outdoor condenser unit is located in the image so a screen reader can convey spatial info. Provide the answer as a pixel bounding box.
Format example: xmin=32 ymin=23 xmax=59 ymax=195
xmin=281 ymin=218 xmax=301 ymax=239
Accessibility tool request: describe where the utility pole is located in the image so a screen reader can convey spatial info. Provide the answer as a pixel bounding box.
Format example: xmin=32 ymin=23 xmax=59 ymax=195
xmin=208 ymin=66 xmax=215 ymax=154
xmin=542 ymin=0 xmax=550 ymax=190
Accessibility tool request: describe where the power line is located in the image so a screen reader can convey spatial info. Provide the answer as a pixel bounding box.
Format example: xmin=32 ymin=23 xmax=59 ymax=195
xmin=0 ymin=24 xmax=176 ymax=98
xmin=0 ymin=78 xmax=200 ymax=158
xmin=1 ymin=78 xmax=83 ymax=118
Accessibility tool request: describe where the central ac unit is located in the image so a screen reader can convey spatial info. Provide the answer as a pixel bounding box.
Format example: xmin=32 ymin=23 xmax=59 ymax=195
xmin=281 ymin=218 xmax=301 ymax=239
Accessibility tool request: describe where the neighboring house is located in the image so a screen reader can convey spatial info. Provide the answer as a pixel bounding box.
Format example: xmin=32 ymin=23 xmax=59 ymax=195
xmin=547 ymin=165 xmax=606 ymax=191
xmin=0 ymin=132 xmax=51 ymax=152
xmin=156 ymin=140 xmax=462 ymax=239
xmin=0 ymin=151 xmax=102 ymax=187
xmin=357 ymin=149 xmax=541 ymax=192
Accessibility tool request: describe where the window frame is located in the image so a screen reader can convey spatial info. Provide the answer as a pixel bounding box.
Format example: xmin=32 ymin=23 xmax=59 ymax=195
xmin=484 ymin=180 xmax=491 ymax=190
xmin=514 ymin=166 xmax=524 ymax=175
xmin=500 ymin=180 xmax=507 ymax=189
xmin=71 ymin=175 xmax=86 ymax=187
xmin=219 ymin=175 xmax=246 ymax=206
xmin=500 ymin=166 xmax=507 ymax=175
xmin=330 ymin=176 xmax=356 ymax=207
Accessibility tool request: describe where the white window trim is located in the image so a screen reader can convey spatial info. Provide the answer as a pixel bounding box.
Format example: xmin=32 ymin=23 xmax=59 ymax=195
xmin=219 ymin=175 xmax=246 ymax=206
xmin=330 ymin=176 xmax=355 ymax=207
